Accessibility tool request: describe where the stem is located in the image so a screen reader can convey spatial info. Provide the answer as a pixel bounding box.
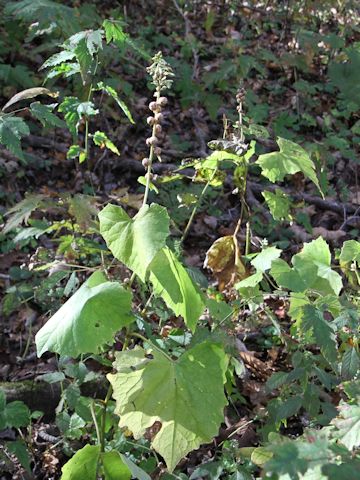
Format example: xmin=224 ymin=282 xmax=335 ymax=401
xmin=90 ymin=401 xmax=101 ymax=446
xmin=245 ymin=221 xmax=251 ymax=256
xmin=181 ymin=168 xmax=218 ymax=243
xmin=99 ymin=329 xmax=130 ymax=454
xmin=100 ymin=385 xmax=113 ymax=453
xmin=143 ymin=88 xmax=161 ymax=207
xmin=130 ymin=332 xmax=174 ymax=362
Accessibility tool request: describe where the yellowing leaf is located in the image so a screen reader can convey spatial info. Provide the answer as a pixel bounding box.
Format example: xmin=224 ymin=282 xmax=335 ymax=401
xmin=108 ymin=342 xmax=228 ymax=472
xmin=204 ymin=236 xmax=247 ymax=291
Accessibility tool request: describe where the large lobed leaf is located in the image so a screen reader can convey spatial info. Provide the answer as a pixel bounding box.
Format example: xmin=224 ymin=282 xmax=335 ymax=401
xmin=36 ymin=271 xmax=134 ymax=357
xmin=256 ymin=137 xmax=322 ymax=195
xmin=99 ymin=203 xmax=170 ymax=281
xmin=108 ymin=342 xmax=228 ymax=472
xmin=271 ymin=237 xmax=342 ymax=296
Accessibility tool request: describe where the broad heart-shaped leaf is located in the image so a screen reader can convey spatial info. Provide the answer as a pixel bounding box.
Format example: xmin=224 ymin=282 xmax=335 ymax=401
xmin=301 ymin=304 xmax=338 ymax=365
xmin=256 ymin=137 xmax=322 ymax=195
xmin=108 ymin=342 xmax=228 ymax=473
xmin=99 ymin=203 xmax=170 ymax=282
xmin=36 ymin=271 xmax=134 ymax=357
xmin=149 ymin=247 xmax=205 ymax=331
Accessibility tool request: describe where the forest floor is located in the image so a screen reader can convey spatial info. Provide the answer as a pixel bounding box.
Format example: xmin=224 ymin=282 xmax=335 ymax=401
xmin=0 ymin=1 xmax=359 ymax=479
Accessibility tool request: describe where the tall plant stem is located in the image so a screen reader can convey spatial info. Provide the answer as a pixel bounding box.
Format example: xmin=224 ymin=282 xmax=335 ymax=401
xmin=99 ymin=329 xmax=130 ymax=454
xmin=181 ymin=168 xmax=218 ymax=243
xmin=143 ymin=88 xmax=161 ymax=207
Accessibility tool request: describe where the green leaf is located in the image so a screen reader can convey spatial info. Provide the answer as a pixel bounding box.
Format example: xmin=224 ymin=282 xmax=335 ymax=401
xmin=250 ymin=447 xmax=273 ymax=466
xmin=101 ymin=451 xmax=131 ymax=480
xmin=301 ymin=304 xmax=338 ymax=364
xmin=92 ymin=131 xmax=120 ymax=155
xmin=332 ymin=402 xmax=360 ymax=450
xmin=6 ymin=440 xmax=31 ymax=473
xmin=0 ymin=396 xmax=30 ymax=429
xmin=30 ymin=102 xmax=65 ymax=128
xmin=251 ymin=246 xmax=282 ymax=272
xmin=58 ymin=97 xmax=98 ymax=137
xmin=340 ymin=240 xmax=360 ymax=264
xmin=275 ymin=396 xmax=302 ymax=423
xmin=35 ymin=271 xmax=134 ymax=357
xmin=97 ymin=82 xmax=134 ymax=124
xmin=108 ymin=342 xmax=228 ymax=472
xmin=149 ymin=247 xmax=205 ymax=331
xmin=270 ymin=259 xmax=307 ymax=292
xmin=40 ymin=50 xmax=77 ymax=70
xmin=262 ymin=189 xmax=292 ymax=221
xmin=256 ymin=137 xmax=322 ymax=195
xmin=0 ymin=115 xmax=30 ymax=162
xmin=119 ymin=455 xmax=152 ymax=480
xmin=103 ymin=19 xmax=127 ymax=44
xmin=341 ymin=347 xmax=360 ymax=380
xmin=323 ymin=460 xmax=360 ymax=480
xmin=265 ymin=442 xmax=307 ymax=479
xmin=236 ymin=271 xmax=264 ymax=290
xmin=293 ymin=237 xmax=343 ymax=296
xmin=3 ymin=193 xmax=45 ymax=234
xmin=61 ymin=444 xmax=100 ymax=480
xmin=99 ymin=203 xmax=170 ymax=281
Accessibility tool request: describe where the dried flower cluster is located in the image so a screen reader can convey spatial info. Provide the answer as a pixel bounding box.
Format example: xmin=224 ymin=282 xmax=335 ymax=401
xmin=146 ymin=51 xmax=174 ymax=92
xmin=142 ymin=53 xmax=174 ymax=171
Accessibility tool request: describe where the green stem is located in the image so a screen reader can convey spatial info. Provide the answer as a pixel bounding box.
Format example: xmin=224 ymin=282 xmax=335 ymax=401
xmin=99 ymin=329 xmax=130 ymax=454
xmin=90 ymin=400 xmax=101 ymax=446
xmin=245 ymin=221 xmax=251 ymax=256
xmin=181 ymin=168 xmax=218 ymax=243
xmin=130 ymin=332 xmax=174 ymax=362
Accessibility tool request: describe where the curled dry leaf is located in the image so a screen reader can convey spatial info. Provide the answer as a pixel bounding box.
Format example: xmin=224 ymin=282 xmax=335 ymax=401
xmin=2 ymin=87 xmax=58 ymax=111
xmin=204 ymin=235 xmax=248 ymax=291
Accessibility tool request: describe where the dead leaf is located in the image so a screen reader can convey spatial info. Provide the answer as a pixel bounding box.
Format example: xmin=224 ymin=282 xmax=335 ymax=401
xmin=2 ymin=87 xmax=58 ymax=111
xmin=204 ymin=235 xmax=248 ymax=291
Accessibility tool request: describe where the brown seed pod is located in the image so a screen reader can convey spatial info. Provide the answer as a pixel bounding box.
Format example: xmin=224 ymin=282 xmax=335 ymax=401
xmin=145 ymin=172 xmax=153 ymax=180
xmin=157 ymin=96 xmax=168 ymax=107
xmin=154 ymin=124 xmax=162 ymax=135
xmin=142 ymin=157 xmax=150 ymax=168
xmin=147 ymin=116 xmax=155 ymax=126
xmin=154 ymin=112 xmax=164 ymax=123
xmin=154 ymin=146 xmax=162 ymax=156
xmin=146 ymin=136 xmax=158 ymax=146
xmin=149 ymin=101 xmax=159 ymax=112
